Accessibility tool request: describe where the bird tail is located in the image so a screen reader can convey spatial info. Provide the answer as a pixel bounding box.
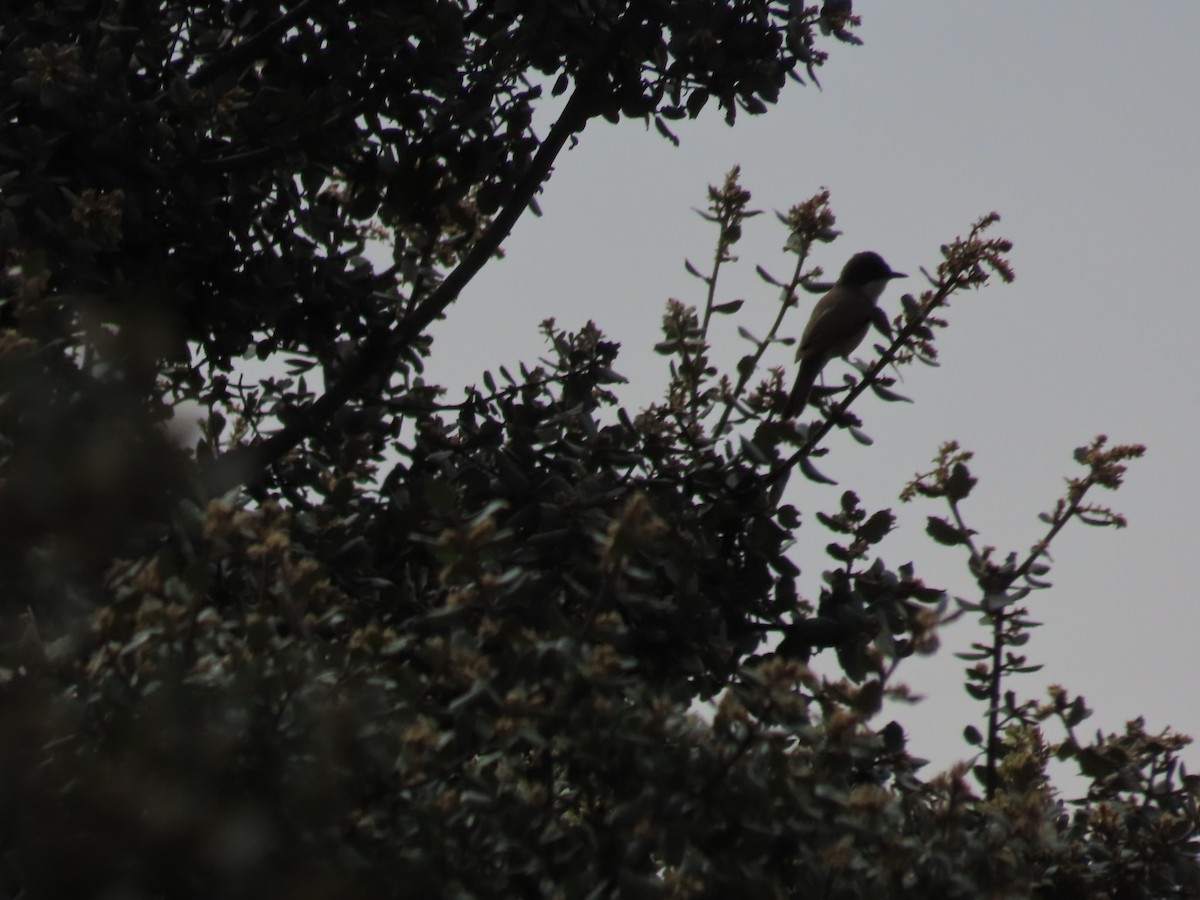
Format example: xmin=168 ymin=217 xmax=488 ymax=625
xmin=783 ymin=356 xmax=824 ymax=418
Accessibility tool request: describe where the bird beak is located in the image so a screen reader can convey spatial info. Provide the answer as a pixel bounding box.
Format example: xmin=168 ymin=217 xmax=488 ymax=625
xmin=889 ymin=271 xmax=907 ymax=279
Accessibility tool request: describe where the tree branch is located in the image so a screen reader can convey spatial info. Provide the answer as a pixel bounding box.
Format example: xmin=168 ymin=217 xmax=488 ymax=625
xmin=200 ymin=10 xmax=640 ymax=497
xmin=187 ymin=0 xmax=320 ymax=89
xmin=762 ymin=279 xmax=954 ymax=489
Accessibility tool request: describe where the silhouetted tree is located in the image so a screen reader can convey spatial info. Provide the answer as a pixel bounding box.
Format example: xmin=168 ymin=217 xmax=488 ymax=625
xmin=1 ymin=3 xmax=1195 ymax=898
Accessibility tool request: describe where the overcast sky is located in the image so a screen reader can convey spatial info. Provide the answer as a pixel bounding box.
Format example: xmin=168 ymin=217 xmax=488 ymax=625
xmin=422 ymin=3 xmax=1200 ymax=787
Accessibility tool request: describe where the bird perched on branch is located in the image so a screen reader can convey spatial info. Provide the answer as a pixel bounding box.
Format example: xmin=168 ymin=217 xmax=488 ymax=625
xmin=784 ymin=251 xmax=906 ymax=417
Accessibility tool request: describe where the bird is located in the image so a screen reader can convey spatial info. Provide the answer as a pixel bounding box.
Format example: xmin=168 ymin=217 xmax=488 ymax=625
xmin=783 ymin=251 xmax=906 ymax=417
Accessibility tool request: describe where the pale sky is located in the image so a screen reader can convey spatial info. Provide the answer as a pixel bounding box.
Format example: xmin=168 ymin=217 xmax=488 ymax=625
xmin=423 ymin=3 xmax=1200 ymax=787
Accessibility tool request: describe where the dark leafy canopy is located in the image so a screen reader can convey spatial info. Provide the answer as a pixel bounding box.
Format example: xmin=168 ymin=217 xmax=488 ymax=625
xmin=0 ymin=0 xmax=845 ymax=575
xmin=2 ymin=0 xmax=818 ymax=363
xmin=2 ymin=3 xmax=1199 ymax=899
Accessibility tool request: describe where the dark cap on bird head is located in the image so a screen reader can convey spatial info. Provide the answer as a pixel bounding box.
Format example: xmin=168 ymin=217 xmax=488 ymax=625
xmin=839 ymin=251 xmax=906 ymax=287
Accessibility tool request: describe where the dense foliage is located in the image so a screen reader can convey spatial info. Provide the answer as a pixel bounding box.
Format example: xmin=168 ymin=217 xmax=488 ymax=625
xmin=1 ymin=2 xmax=1197 ymax=898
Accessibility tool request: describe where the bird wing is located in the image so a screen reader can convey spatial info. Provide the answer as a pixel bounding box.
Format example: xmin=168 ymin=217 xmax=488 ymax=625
xmin=797 ymin=290 xmax=873 ymax=362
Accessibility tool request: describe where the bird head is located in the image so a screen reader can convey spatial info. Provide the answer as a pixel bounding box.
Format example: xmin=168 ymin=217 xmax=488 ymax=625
xmin=838 ymin=251 xmax=906 ymax=289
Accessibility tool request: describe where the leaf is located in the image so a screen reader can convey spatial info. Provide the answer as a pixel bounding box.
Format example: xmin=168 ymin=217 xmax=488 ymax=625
xmin=755 ymin=264 xmax=781 ymax=286
xmin=868 ymin=305 xmax=892 ymax=338
xmin=653 ymin=116 xmax=680 ymax=147
xmin=777 ymin=505 xmax=801 ymax=529
xmin=284 ymin=356 xmax=315 ymax=373
xmin=740 ymin=435 xmax=770 ymax=466
xmin=815 ymin=512 xmax=842 ymax=532
xmin=882 ymin=720 xmax=906 ymax=753
xmin=711 ymin=299 xmax=744 ymax=315
xmin=1077 ymin=747 xmax=1121 ymax=779
xmin=683 ymin=259 xmax=708 ymax=281
xmin=945 ymin=462 xmax=976 ymax=503
xmin=737 ymin=325 xmax=761 ymax=344
xmin=448 ymin=679 xmax=494 ymax=713
xmin=768 ymin=554 xmax=800 ymax=577
xmin=982 ymin=591 xmax=1015 ymax=614
xmin=857 ymin=510 xmax=895 ymax=544
xmin=798 ymin=456 xmax=837 ymax=484
xmin=910 ymin=584 xmax=946 ymax=603
xmin=965 ymin=682 xmax=991 ymax=701
xmin=686 ymin=88 xmax=709 ymax=117
xmin=954 ymin=649 xmax=991 ymax=661
xmin=963 ymin=724 xmax=983 ymax=746
xmin=826 ymin=542 xmax=851 ymax=562
xmin=848 ymin=426 xmax=873 ymax=446
xmin=469 ymin=499 xmax=509 ymax=527
xmin=837 ymin=643 xmax=869 ymax=683
xmin=1066 ymin=697 xmax=1091 ymax=727
xmin=871 ymin=383 xmax=912 ymax=403
xmin=926 ymin=516 xmax=969 ymax=546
